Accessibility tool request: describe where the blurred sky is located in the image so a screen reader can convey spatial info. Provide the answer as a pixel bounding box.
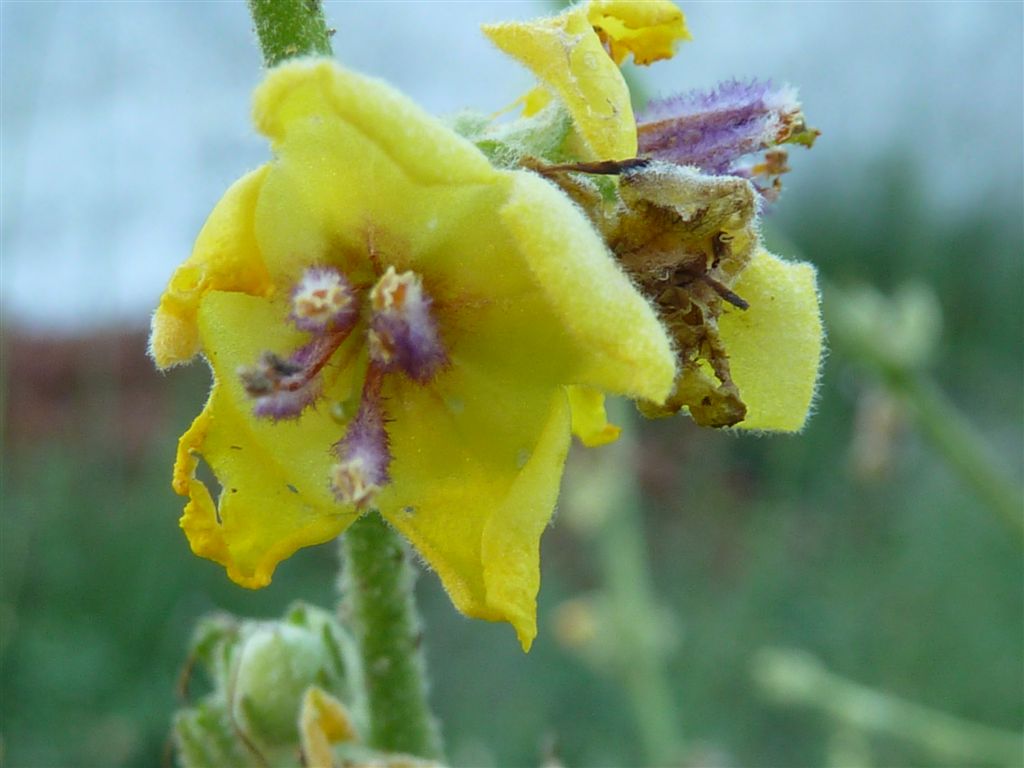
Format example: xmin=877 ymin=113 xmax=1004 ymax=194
xmin=2 ymin=1 xmax=1022 ymax=333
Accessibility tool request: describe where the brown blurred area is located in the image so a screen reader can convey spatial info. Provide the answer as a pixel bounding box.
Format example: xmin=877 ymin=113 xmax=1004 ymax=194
xmin=2 ymin=329 xmax=174 ymax=457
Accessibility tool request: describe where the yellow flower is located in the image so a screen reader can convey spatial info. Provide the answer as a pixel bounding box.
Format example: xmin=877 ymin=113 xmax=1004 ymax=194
xmin=150 ymin=59 xmax=675 ymax=650
xmin=484 ymin=2 xmax=822 ymax=433
xmin=483 ymin=0 xmax=690 ymax=161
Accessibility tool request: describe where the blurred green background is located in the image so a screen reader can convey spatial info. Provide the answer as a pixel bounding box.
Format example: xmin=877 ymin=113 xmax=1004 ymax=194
xmin=2 ymin=3 xmax=1022 ymax=767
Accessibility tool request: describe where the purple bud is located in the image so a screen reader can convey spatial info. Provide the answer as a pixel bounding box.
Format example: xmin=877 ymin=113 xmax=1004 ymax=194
xmin=638 ymin=79 xmax=806 ymax=175
xmin=368 ymin=267 xmax=447 ymax=383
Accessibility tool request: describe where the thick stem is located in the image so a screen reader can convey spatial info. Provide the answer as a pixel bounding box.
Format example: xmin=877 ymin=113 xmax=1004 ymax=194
xmin=339 ymin=513 xmax=443 ymax=760
xmin=247 ymin=0 xmax=332 ymax=68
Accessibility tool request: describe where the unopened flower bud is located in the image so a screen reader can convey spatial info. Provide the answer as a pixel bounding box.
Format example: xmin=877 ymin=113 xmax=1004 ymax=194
xmin=232 ymin=623 xmax=332 ymax=747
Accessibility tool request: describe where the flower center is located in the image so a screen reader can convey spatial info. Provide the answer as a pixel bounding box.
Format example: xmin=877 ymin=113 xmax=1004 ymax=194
xmin=238 ymin=264 xmax=447 ymax=508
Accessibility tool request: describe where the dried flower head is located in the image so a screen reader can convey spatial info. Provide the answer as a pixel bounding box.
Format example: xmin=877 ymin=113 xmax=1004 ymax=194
xmin=484 ymin=1 xmax=824 ymax=432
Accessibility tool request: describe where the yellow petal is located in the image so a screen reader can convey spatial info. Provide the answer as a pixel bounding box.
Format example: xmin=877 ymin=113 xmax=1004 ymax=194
xmin=481 ymin=391 xmax=572 ymax=651
xmin=254 ymin=59 xmax=496 ymax=187
xmin=719 ymin=249 xmax=823 ymax=431
xmin=249 ymin=59 xmax=671 ymax=398
xmin=299 ymin=686 xmax=359 ymax=768
xmin=567 ymin=386 xmax=621 ymax=447
xmin=377 ymin=363 xmax=570 ymax=651
xmin=249 ymin=59 xmax=540 ymax=307
xmin=501 ymin=171 xmax=677 ymax=403
xmin=149 ymin=166 xmax=273 ymax=369
xmin=586 ymin=0 xmax=691 ymax=65
xmin=176 ymin=291 xmax=361 ymax=587
xmin=483 ymin=7 xmax=636 ymax=160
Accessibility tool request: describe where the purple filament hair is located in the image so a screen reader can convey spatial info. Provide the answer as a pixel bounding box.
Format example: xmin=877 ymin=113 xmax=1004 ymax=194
xmin=638 ymin=79 xmax=801 ymax=175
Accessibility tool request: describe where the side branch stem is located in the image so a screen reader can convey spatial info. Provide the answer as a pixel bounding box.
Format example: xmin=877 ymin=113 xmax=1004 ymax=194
xmin=339 ymin=513 xmax=443 ymax=760
xmin=755 ymin=648 xmax=1024 ymax=765
xmin=597 ymin=477 xmax=685 ymax=765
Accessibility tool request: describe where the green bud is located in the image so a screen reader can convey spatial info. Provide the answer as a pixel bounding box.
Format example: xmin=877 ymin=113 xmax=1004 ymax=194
xmin=751 ymin=647 xmax=824 ymax=703
xmin=233 ymin=622 xmax=329 ymax=746
xmin=187 ymin=613 xmax=240 ymax=691
xmin=172 ymin=602 xmax=366 ymax=767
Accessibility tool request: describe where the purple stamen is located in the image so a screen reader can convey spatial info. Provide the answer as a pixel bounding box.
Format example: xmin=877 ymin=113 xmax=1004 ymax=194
xmin=250 ymin=378 xmax=322 ymax=420
xmin=638 ymin=79 xmax=807 ymax=176
xmin=289 ymin=266 xmax=358 ymax=333
xmin=240 ymin=327 xmax=350 ymax=421
xmin=331 ymin=367 xmax=391 ymax=507
xmin=368 ymin=267 xmax=447 ymax=383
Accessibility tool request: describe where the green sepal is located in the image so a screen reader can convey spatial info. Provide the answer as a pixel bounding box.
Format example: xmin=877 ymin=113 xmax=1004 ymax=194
xmin=449 ymin=101 xmax=575 ymax=169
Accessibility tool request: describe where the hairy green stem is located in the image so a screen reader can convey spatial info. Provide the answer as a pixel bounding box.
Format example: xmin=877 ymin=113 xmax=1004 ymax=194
xmin=247 ymin=0 xmax=332 ymax=68
xmin=339 ymin=514 xmax=442 ymax=759
xmin=755 ymin=647 xmax=1024 ymax=766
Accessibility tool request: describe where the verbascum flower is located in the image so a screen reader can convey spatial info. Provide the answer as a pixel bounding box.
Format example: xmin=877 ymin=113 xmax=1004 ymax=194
xmin=150 ymin=59 xmax=675 ymax=650
xmin=484 ymin=1 xmax=822 ymax=433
